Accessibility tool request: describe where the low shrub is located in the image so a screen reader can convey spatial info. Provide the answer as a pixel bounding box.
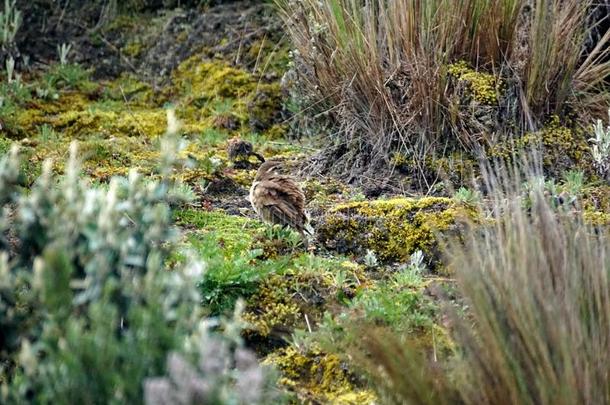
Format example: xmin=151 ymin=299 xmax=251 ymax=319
xmin=0 ymin=138 xmax=280 ymax=404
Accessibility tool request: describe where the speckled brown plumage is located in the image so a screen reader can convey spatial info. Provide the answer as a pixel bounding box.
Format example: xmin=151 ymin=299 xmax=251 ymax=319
xmin=249 ymin=160 xmax=311 ymax=238
xmin=227 ymin=138 xmax=264 ymax=163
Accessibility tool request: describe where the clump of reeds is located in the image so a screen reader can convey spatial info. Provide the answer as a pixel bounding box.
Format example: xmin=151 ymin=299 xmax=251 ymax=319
xmin=278 ymin=0 xmax=610 ymax=179
xmin=348 ymin=163 xmax=610 ymax=404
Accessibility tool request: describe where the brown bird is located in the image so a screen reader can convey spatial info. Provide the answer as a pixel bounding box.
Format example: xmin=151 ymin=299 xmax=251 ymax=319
xmin=227 ymin=138 xmax=265 ymax=163
xmin=249 ymin=160 xmax=312 ymax=243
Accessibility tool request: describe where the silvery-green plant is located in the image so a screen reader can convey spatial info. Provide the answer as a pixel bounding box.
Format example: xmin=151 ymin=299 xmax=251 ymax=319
xmin=0 ymin=0 xmax=21 ymax=45
xmin=57 ymin=42 xmax=72 ymax=65
xmin=409 ymin=249 xmax=425 ymax=270
xmin=364 ymin=249 xmax=378 ymax=267
xmin=590 ymin=108 xmax=610 ymax=178
xmin=394 ymin=250 xmax=426 ymax=287
xmin=453 ymin=186 xmax=480 ymax=205
xmin=5 ymin=55 xmax=14 ymax=82
xmin=144 ymin=300 xmax=283 ymax=405
xmin=0 ymin=134 xmax=278 ymax=403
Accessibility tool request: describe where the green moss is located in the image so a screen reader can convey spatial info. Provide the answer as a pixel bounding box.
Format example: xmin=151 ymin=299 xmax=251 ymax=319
xmin=583 ymin=211 xmax=610 ymax=227
xmin=317 ymin=197 xmax=478 ymax=266
xmin=243 ymin=274 xmax=302 ymax=337
xmin=0 ymin=135 xmax=12 ymax=156
xmin=264 ymin=123 xmax=288 ymax=140
xmin=227 ymin=168 xmax=257 ymax=187
xmin=448 ymin=60 xmax=500 ymax=104
xmin=122 ymin=40 xmax=144 ymax=58
xmin=423 ymin=153 xmax=478 ymax=186
xmin=52 ymin=109 xmax=168 ymax=138
xmin=303 ymin=177 xmax=349 ymax=207
xmin=175 ymin=209 xmax=263 ymax=252
xmin=264 ymin=346 xmax=376 ymax=404
xmin=102 ymin=73 xmax=154 ymax=105
xmin=390 ymin=152 xmax=409 ymax=171
xmin=172 ymin=55 xmax=286 ymax=135
xmin=246 ymin=83 xmax=284 ymax=132
xmin=581 ymin=185 xmax=610 ymax=213
xmin=244 ymin=38 xmax=291 ymax=74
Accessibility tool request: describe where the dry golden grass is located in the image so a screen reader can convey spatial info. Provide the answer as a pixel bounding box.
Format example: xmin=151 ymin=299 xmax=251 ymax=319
xmin=278 ymin=0 xmax=610 ymax=174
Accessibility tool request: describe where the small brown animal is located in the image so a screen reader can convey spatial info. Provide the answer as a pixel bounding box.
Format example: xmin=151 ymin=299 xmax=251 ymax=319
xmin=227 ymin=138 xmax=265 ymax=163
xmin=249 ymin=160 xmax=312 ymax=242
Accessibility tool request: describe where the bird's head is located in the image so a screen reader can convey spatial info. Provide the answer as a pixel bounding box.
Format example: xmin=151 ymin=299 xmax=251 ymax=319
xmin=227 ymin=138 xmax=253 ymax=160
xmin=255 ymin=160 xmax=282 ymax=180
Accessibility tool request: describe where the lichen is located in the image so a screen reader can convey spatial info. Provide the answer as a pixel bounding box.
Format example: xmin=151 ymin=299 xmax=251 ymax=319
xmin=448 ymin=60 xmax=500 ymax=104
xmin=317 ymin=197 xmax=478 ymax=266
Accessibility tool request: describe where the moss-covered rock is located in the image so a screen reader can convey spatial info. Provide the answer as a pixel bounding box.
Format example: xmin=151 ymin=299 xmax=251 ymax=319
xmin=171 ymin=55 xmax=285 ymax=134
xmin=243 ymin=256 xmax=369 ymax=339
xmin=264 ymin=345 xmax=376 ymax=404
xmin=247 ymin=83 xmax=284 ymax=132
xmin=488 ymin=116 xmax=594 ymax=177
xmin=316 ymin=197 xmax=478 ymax=267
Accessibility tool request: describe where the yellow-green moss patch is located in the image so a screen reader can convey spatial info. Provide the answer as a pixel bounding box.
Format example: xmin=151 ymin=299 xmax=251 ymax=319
xmin=488 ymin=116 xmax=593 ymax=176
xmin=244 ymin=257 xmax=369 ymax=338
xmin=171 ymin=55 xmax=285 ymax=133
xmin=264 ymin=346 xmax=376 ymax=404
xmin=172 ymin=57 xmax=257 ymax=104
xmin=448 ymin=60 xmax=500 ymax=104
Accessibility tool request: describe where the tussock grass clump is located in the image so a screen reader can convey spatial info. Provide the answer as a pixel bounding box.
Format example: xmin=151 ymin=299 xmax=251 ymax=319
xmin=348 ymin=166 xmax=610 ymax=404
xmin=278 ymin=0 xmax=610 ymax=180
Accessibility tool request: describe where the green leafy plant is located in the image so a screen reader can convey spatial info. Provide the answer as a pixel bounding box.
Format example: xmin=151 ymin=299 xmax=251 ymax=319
xmin=562 ymin=170 xmax=584 ymax=195
xmin=45 ymin=63 xmax=93 ymax=92
xmin=192 ymin=234 xmax=271 ymax=315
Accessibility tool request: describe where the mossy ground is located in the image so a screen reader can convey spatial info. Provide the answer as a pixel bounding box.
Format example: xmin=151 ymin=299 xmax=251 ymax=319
xmin=3 ymin=3 xmax=610 ymax=404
